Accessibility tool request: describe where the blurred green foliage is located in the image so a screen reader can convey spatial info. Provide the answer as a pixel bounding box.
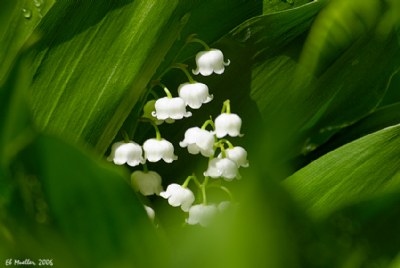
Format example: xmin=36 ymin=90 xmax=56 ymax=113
xmin=0 ymin=0 xmax=399 ymax=267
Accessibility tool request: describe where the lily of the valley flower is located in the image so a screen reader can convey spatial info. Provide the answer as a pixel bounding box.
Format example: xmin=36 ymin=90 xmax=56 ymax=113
xmin=186 ymin=204 xmax=218 ymax=227
xmin=204 ymin=158 xmax=239 ymax=181
xmin=143 ymin=138 xmax=178 ymax=163
xmin=178 ymin=82 xmax=213 ymax=109
xmin=179 ymin=127 xmax=215 ymax=157
xmin=192 ymin=49 xmax=230 ymax=76
xmin=219 ymin=146 xmax=249 ymax=168
xmin=160 ymin=184 xmax=195 ymax=212
xmin=107 ymin=141 xmax=145 ymax=167
xmin=152 ymin=97 xmax=192 ymax=121
xmin=131 ymin=170 xmax=163 ymax=196
xmin=142 ymin=100 xmax=164 ymax=125
xmin=214 ymin=113 xmax=242 ymax=138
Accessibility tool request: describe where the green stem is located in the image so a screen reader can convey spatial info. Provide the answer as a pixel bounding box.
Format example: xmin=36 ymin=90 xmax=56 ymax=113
xmin=182 ymin=174 xmax=202 ymax=189
xmin=219 ymin=186 xmax=234 ymax=201
xmin=221 ymin=99 xmax=231 ymax=114
xmin=219 ymin=144 xmax=226 ymax=158
xmin=139 ymin=117 xmax=162 ymax=140
xmin=201 ymin=177 xmax=209 ymax=205
xmin=121 ymin=129 xmax=130 ymax=142
xmin=171 ymin=63 xmax=195 ymax=83
xmin=201 ymin=117 xmax=215 ymax=130
xmin=218 ymin=139 xmax=234 ymax=149
xmin=188 ymin=37 xmax=211 ymax=50
xmin=142 ymin=163 xmax=148 ymax=172
xmin=153 ymin=82 xmax=173 ymax=98
xmin=207 ymin=184 xmax=235 ymax=202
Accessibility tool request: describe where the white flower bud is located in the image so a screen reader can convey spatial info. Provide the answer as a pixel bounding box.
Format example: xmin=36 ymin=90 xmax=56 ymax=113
xmin=179 ymin=127 xmax=215 ymax=157
xmin=144 ymin=205 xmax=155 ymax=221
xmin=143 ymin=138 xmax=178 ymax=163
xmin=160 ymin=184 xmax=195 ymax=212
xmin=186 ymin=204 xmax=218 ymax=227
xmin=152 ymin=97 xmax=192 ymax=121
xmin=192 ymin=49 xmax=230 ymax=76
xmin=214 ymin=113 xmax=242 ymax=138
xmin=219 ymin=146 xmax=249 ymax=167
xmin=131 ymin=170 xmax=163 ymax=196
xmin=107 ymin=141 xmax=145 ymax=167
xmin=178 ymin=82 xmax=213 ymax=109
xmin=204 ymin=158 xmax=239 ymax=181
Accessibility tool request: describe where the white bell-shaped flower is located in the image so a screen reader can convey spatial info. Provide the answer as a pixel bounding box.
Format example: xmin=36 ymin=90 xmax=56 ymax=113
xmin=219 ymin=146 xmax=249 ymax=168
xmin=152 ymin=97 xmax=192 ymax=121
xmin=179 ymin=127 xmax=215 ymax=157
xmin=131 ymin=170 xmax=163 ymax=196
xmin=204 ymin=158 xmax=239 ymax=181
xmin=107 ymin=141 xmax=145 ymax=167
xmin=192 ymin=49 xmax=230 ymax=76
xmin=178 ymin=82 xmax=213 ymax=109
xmin=186 ymin=204 xmax=218 ymax=227
xmin=143 ymin=138 xmax=178 ymax=163
xmin=214 ymin=113 xmax=242 ymax=138
xmin=160 ymin=183 xmax=195 ymax=212
xmin=144 ymin=205 xmax=155 ymax=222
xmin=142 ymin=100 xmax=164 ymax=125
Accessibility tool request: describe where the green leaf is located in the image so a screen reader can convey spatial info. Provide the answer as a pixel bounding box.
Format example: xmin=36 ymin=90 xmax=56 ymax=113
xmin=263 ymin=0 xmax=313 ymax=14
xmin=0 ymin=0 xmax=54 ymax=84
xmin=302 ymin=103 xmax=400 ymax=163
xmin=7 ymin=134 xmax=164 ymax=267
xmin=298 ymin=0 xmax=383 ymax=76
xmin=380 ymin=70 xmax=400 ymax=107
xmin=318 ymin=191 xmax=400 ymax=267
xmin=29 ymin=1 xmax=187 ymax=153
xmin=221 ymin=0 xmax=399 ymax=169
xmin=28 ymin=1 xmax=261 ymax=154
xmin=0 ymin=54 xmax=35 ymax=168
xmin=283 ymin=124 xmax=400 ymax=219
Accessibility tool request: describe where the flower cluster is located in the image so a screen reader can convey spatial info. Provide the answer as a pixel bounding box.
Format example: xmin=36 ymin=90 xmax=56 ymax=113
xmin=107 ymin=36 xmax=247 ymax=226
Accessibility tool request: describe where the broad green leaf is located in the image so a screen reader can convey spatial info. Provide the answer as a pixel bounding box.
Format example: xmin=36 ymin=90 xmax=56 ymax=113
xmin=0 ymin=0 xmax=54 ymax=84
xmin=6 ymin=134 xmax=164 ymax=267
xmin=0 ymin=54 xmax=35 ymax=168
xmin=283 ymin=124 xmax=400 ymax=219
xmin=29 ymin=0 xmax=261 ymax=154
xmin=30 ymin=1 xmax=187 ymax=153
xmin=380 ymin=70 xmax=400 ymax=107
xmin=318 ymin=191 xmax=400 ymax=267
xmin=228 ymin=1 xmax=399 ymax=168
xmin=298 ymin=0 xmax=383 ymax=76
xmin=302 ymin=103 xmax=400 ymax=163
xmin=263 ymin=0 xmax=313 ymax=14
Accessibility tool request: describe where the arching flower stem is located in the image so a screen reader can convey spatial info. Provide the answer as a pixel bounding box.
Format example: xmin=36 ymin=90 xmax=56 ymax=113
xmin=121 ymin=129 xmax=130 ymax=143
xmin=182 ymin=174 xmax=201 ymax=188
xmin=221 ymin=99 xmax=231 ymax=114
xmin=187 ymin=35 xmax=211 ymax=51
xmin=171 ymin=63 xmax=196 ymax=83
xmin=201 ymin=117 xmax=215 ymax=130
xmin=219 ymin=143 xmax=226 ymax=158
xmin=215 ymin=139 xmax=234 ymax=149
xmin=139 ymin=117 xmax=162 ymax=141
xmin=152 ymin=81 xmax=173 ymax=98
xmin=142 ymin=163 xmax=148 ymax=172
xmin=201 ymin=176 xmax=209 ymax=205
